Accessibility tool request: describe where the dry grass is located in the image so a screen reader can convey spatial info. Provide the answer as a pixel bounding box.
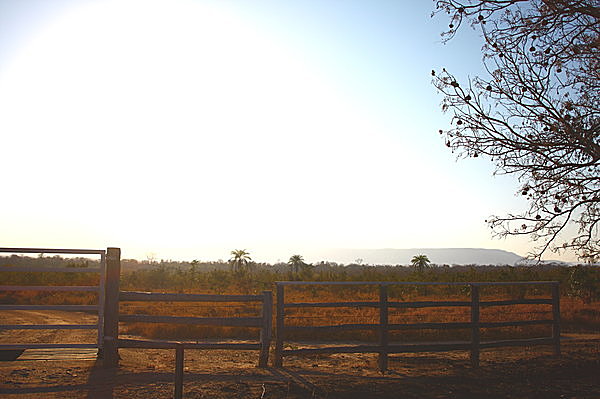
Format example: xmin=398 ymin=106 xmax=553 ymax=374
xmin=117 ymin=286 xmax=600 ymax=343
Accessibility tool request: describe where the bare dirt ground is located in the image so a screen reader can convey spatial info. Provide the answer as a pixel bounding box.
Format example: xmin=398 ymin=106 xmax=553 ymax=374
xmin=1 ymin=311 xmax=600 ymax=399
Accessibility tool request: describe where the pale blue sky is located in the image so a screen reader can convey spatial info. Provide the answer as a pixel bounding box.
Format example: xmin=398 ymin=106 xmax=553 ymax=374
xmin=0 ymin=0 xmax=555 ymax=262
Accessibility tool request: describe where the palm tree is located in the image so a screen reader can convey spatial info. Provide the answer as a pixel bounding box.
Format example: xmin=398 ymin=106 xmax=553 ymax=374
xmin=411 ymin=254 xmax=431 ymax=272
xmin=288 ymin=254 xmax=306 ymax=274
xmin=229 ymin=249 xmax=252 ymax=274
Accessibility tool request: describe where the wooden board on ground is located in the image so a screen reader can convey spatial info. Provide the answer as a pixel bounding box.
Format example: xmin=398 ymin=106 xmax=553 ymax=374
xmin=16 ymin=348 xmax=98 ymax=361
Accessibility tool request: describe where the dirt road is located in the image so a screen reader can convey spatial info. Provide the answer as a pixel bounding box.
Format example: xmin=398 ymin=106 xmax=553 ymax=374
xmin=1 ymin=310 xmax=599 ymax=398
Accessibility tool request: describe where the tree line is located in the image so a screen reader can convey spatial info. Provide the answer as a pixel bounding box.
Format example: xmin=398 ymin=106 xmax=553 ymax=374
xmin=1 ymin=252 xmax=598 ymax=302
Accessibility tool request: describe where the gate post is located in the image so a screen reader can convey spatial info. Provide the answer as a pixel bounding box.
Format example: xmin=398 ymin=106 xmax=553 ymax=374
xmin=378 ymin=284 xmax=389 ymax=372
xmin=470 ymin=284 xmax=480 ymax=368
xmin=274 ymin=283 xmax=284 ymax=367
xmin=259 ymin=290 xmax=273 ymax=367
xmin=103 ymin=247 xmax=121 ymax=367
xmin=551 ymin=283 xmax=561 ymax=356
xmin=174 ymin=343 xmax=184 ymax=399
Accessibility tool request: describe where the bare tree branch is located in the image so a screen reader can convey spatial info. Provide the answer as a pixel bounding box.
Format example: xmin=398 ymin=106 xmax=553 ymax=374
xmin=432 ymin=0 xmax=600 ymax=261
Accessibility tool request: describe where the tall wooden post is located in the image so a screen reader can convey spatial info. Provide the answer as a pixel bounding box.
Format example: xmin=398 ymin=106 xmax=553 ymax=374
xmin=103 ymin=247 xmax=121 ymax=368
xmin=174 ymin=343 xmax=184 ymax=399
xmin=274 ymin=284 xmax=285 ymax=367
xmin=470 ymin=284 xmax=480 ymax=368
xmin=259 ymin=290 xmax=273 ymax=367
xmin=551 ymin=283 xmax=561 ymax=356
xmin=378 ymin=284 xmax=389 ymax=373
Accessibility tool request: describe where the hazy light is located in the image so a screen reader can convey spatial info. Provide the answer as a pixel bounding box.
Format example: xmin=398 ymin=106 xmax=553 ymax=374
xmin=0 ymin=0 xmax=549 ymax=261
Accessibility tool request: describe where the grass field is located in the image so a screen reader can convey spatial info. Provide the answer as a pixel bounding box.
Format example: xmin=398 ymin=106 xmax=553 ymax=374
xmin=2 ymin=257 xmax=599 ymax=343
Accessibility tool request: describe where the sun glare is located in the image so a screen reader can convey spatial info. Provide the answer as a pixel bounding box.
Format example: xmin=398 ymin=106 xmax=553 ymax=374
xmin=0 ymin=0 xmax=539 ymax=261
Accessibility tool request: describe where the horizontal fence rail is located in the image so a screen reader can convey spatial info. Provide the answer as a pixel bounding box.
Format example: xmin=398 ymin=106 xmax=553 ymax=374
xmin=0 ymin=247 xmax=108 ymax=354
xmin=274 ymin=281 xmax=560 ymax=370
xmin=101 ymin=250 xmax=273 ymax=399
xmin=102 ymin=251 xmax=273 ymax=374
xmin=109 ymin=291 xmax=272 ymax=363
xmin=0 ymin=247 xmax=106 ymax=255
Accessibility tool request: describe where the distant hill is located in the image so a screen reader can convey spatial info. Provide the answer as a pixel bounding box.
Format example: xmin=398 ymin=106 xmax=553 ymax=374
xmin=309 ymin=248 xmax=524 ymax=266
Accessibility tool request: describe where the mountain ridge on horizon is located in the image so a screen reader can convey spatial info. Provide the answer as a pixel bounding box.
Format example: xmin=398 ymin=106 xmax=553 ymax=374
xmin=309 ymin=247 xmax=525 ymax=266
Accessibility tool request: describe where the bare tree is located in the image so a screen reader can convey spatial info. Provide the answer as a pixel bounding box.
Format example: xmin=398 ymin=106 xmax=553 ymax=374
xmin=432 ymin=0 xmax=599 ymax=261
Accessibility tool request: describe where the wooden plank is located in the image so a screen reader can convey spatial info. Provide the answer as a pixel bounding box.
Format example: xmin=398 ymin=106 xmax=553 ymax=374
xmin=276 ymin=281 xmax=558 ymax=286
xmin=283 ymin=345 xmax=381 ymax=355
xmin=479 ymin=337 xmax=554 ymax=349
xmin=479 ymin=320 xmax=554 ymax=328
xmin=103 ymin=247 xmax=121 ymax=368
xmin=284 ymin=324 xmax=379 ymax=332
xmin=378 ymin=284 xmax=389 ymax=372
xmin=0 ymin=247 xmax=105 ymax=255
xmin=120 ymin=291 xmax=263 ymax=302
xmin=471 ymin=285 xmax=480 ymax=368
xmin=18 ymin=348 xmax=98 ymax=361
xmin=119 ymin=314 xmax=263 ymax=327
xmin=285 ymin=322 xmax=475 ymax=332
xmin=0 ymin=285 xmax=99 ymax=292
xmin=387 ymin=342 xmax=472 ymax=353
xmin=285 ymin=300 xmax=470 ymax=309
xmin=284 ymin=301 xmax=378 ymax=308
xmin=552 ymin=284 xmax=561 ymax=355
xmin=0 ymin=343 xmax=98 ymax=350
xmin=0 ymin=324 xmax=97 ymax=330
xmin=388 ymin=322 xmax=472 ymax=330
xmin=274 ymin=284 xmax=285 ymax=367
xmin=97 ymin=252 xmax=106 ymax=352
xmin=0 ymin=305 xmax=98 ymax=311
xmin=480 ymin=299 xmax=553 ymax=307
xmin=117 ymin=339 xmax=261 ymax=350
xmin=283 ymin=342 xmax=474 ymax=356
xmin=471 ymin=281 xmax=559 ymax=286
xmin=259 ymin=290 xmax=273 ymax=367
xmin=0 ymin=267 xmax=102 ymax=273
xmin=388 ymin=301 xmax=471 ymax=308
xmin=174 ymin=343 xmax=184 ymax=399
xmin=276 ymin=281 xmax=470 ymax=286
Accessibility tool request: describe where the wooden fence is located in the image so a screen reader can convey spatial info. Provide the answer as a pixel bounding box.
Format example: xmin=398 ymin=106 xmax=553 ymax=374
xmin=101 ymin=248 xmax=273 ymax=370
xmin=274 ymin=281 xmax=560 ymax=370
xmin=0 ymin=247 xmax=107 ymax=352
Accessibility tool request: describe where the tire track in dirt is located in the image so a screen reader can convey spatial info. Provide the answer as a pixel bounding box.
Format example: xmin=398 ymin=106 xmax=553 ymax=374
xmin=0 ymin=310 xmax=98 ymax=346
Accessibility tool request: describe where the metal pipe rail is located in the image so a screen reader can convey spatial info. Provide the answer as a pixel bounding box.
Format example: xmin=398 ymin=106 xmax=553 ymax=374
xmin=0 ymin=247 xmax=108 ymax=354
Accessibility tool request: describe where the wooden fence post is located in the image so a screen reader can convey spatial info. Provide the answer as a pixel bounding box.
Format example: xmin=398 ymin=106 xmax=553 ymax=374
xmin=103 ymin=247 xmax=121 ymax=368
xmin=551 ymin=283 xmax=561 ymax=356
xmin=378 ymin=284 xmax=389 ymax=373
xmin=174 ymin=343 xmax=184 ymax=399
xmin=259 ymin=290 xmax=273 ymax=367
xmin=470 ymin=284 xmax=480 ymax=368
xmin=274 ymin=284 xmax=284 ymax=367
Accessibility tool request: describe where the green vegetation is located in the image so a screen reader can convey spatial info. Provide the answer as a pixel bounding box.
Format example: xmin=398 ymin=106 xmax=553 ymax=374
xmin=1 ymin=254 xmax=599 ymax=339
xmin=410 ymin=254 xmax=431 ymax=272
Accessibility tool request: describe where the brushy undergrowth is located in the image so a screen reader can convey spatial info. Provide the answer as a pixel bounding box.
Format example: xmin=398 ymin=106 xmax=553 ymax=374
xmin=1 ymin=255 xmax=599 ymax=342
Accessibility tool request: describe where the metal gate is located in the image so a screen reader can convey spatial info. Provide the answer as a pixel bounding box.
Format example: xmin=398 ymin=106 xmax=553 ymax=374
xmin=0 ymin=247 xmax=107 ymax=353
